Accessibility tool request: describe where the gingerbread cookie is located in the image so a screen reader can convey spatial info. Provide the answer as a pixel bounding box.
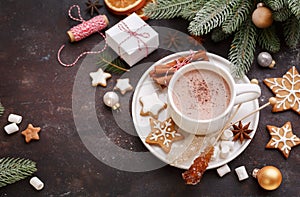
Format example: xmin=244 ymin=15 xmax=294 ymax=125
xmin=89 ymin=68 xmax=111 ymax=87
xmin=21 ymin=124 xmax=41 ymax=143
xmin=264 ymin=66 xmax=300 ymax=115
xmin=146 ymin=117 xmax=184 ymax=153
xmin=114 ymin=78 xmax=133 ymax=95
xmin=139 ymin=92 xmax=167 ymax=119
xmin=266 ymin=121 xmax=300 ymax=159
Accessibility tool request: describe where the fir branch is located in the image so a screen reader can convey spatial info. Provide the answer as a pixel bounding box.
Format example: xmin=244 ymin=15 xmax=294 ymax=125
xmin=188 ymin=0 xmax=233 ymax=36
xmin=222 ymin=0 xmax=253 ymax=34
xmin=0 ymin=157 xmax=37 ymax=187
xmin=229 ymin=18 xmax=257 ymax=78
xmin=284 ymin=16 xmax=300 ymax=48
xmin=273 ymin=7 xmax=292 ymax=22
xmin=143 ymin=0 xmax=194 ymax=19
xmin=287 ymin=0 xmax=300 ymax=20
xmin=180 ymin=0 xmax=206 ymax=21
xmin=258 ymin=26 xmax=280 ymax=53
xmin=211 ymin=27 xmax=230 ymax=42
xmin=0 ymin=102 xmax=4 ymax=117
xmin=265 ymin=0 xmax=284 ymax=10
xmin=97 ymin=53 xmax=129 ymax=74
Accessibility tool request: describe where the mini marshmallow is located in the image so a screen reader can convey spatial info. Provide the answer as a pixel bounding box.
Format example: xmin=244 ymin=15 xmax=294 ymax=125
xmin=4 ymin=123 xmax=19 ymax=134
xmin=30 ymin=176 xmax=44 ymax=190
xmin=211 ymin=146 xmax=219 ymax=161
xmin=220 ymin=141 xmax=235 ymax=151
xmin=235 ymin=166 xmax=249 ymax=181
xmin=217 ymin=164 xmax=231 ymax=177
xmin=8 ymin=114 xmax=23 ymax=124
xmin=220 ymin=145 xmax=230 ymax=159
xmin=221 ymin=129 xmax=233 ymax=141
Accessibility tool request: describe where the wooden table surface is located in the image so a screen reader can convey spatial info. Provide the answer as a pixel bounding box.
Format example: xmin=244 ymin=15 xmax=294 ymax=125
xmin=0 ymin=1 xmax=299 ymax=196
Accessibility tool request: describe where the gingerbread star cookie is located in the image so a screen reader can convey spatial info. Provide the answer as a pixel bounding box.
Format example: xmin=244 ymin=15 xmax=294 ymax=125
xmin=89 ymin=68 xmax=111 ymax=87
xmin=146 ymin=117 xmax=184 ymax=153
xmin=139 ymin=92 xmax=167 ymax=119
xmin=266 ymin=121 xmax=300 ymax=159
xmin=114 ymin=78 xmax=133 ymax=95
xmin=21 ymin=124 xmax=41 ymax=143
xmin=264 ymin=66 xmax=300 ymax=115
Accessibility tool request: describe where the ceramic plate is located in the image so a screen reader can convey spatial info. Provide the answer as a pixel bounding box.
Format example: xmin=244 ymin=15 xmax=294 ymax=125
xmin=132 ymin=51 xmax=259 ymax=169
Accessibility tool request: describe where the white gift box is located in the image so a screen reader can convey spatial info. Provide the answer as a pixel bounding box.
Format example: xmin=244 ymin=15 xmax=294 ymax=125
xmin=105 ymin=13 xmax=159 ymax=66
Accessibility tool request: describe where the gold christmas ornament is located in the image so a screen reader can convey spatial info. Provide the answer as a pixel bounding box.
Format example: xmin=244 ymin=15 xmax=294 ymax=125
xmin=252 ymin=166 xmax=282 ymax=190
xmin=252 ymin=3 xmax=273 ymax=29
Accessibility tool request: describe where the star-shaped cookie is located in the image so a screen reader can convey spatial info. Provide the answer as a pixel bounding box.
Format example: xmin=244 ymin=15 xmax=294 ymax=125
xmin=89 ymin=68 xmax=111 ymax=87
xmin=114 ymin=78 xmax=133 ymax=95
xmin=146 ymin=117 xmax=184 ymax=153
xmin=139 ymin=92 xmax=167 ymax=119
xmin=21 ymin=124 xmax=41 ymax=143
xmin=264 ymin=66 xmax=300 ymax=115
xmin=266 ymin=121 xmax=300 ymax=159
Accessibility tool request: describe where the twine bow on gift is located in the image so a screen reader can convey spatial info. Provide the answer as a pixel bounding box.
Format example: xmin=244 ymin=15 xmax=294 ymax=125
xmin=117 ymin=21 xmax=150 ymax=59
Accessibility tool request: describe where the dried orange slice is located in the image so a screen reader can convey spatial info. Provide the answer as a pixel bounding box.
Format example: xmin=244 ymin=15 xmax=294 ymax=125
xmin=134 ymin=0 xmax=156 ymax=20
xmin=104 ymin=0 xmax=146 ymax=15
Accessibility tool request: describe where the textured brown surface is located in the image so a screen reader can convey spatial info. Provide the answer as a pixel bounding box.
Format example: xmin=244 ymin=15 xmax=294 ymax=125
xmin=0 ymin=1 xmax=299 ymax=196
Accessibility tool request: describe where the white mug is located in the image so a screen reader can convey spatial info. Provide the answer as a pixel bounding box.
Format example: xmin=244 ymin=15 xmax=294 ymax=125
xmin=167 ymin=61 xmax=261 ymax=135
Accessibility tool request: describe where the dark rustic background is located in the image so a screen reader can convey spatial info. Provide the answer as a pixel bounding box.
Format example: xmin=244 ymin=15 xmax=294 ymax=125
xmin=0 ymin=1 xmax=299 ymax=196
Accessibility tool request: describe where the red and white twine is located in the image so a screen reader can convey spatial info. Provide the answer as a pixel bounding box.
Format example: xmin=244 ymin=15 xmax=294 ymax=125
xmin=57 ymin=5 xmax=108 ymax=67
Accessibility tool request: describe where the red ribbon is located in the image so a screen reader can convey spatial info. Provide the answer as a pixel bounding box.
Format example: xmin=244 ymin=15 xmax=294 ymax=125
xmin=173 ymin=51 xmax=195 ymax=70
xmin=117 ymin=21 xmax=150 ymax=59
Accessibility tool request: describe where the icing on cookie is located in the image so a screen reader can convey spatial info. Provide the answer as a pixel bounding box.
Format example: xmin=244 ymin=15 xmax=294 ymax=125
xmin=264 ymin=66 xmax=300 ymax=115
xmin=266 ymin=121 xmax=300 ymax=159
xmin=114 ymin=78 xmax=133 ymax=95
xmin=146 ymin=118 xmax=184 ymax=153
xmin=89 ymin=68 xmax=111 ymax=87
xmin=139 ymin=93 xmax=167 ymax=119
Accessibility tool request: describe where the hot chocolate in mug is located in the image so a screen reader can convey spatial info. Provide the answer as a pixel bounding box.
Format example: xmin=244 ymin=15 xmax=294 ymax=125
xmin=167 ymin=61 xmax=261 ymax=135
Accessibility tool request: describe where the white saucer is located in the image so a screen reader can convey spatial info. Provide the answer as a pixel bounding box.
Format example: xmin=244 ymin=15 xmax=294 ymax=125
xmin=132 ymin=51 xmax=259 ymax=169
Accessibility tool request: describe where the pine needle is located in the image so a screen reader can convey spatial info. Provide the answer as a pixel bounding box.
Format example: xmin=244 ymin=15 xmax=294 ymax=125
xmin=284 ymin=16 xmax=300 ymax=48
xmin=258 ymin=25 xmax=280 ymax=53
xmin=188 ymin=0 xmax=232 ymax=36
xmin=0 ymin=157 xmax=37 ymax=187
xmin=265 ymin=0 xmax=285 ymax=11
xmin=0 ymin=102 xmax=4 ymax=117
xmin=287 ymin=0 xmax=300 ymax=20
xmin=229 ymin=18 xmax=257 ymax=78
xmin=273 ymin=7 xmax=292 ymax=22
xmin=222 ymin=0 xmax=252 ymax=34
xmin=211 ymin=27 xmax=230 ymax=42
xmin=97 ymin=53 xmax=129 ymax=74
xmin=143 ymin=0 xmax=194 ymax=19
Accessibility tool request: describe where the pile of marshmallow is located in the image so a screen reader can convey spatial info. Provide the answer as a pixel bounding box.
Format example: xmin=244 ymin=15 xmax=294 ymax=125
xmin=217 ymin=164 xmax=249 ymax=181
xmin=212 ymin=129 xmax=236 ymax=160
xmin=4 ymin=114 xmax=23 ymax=134
xmin=210 ymin=129 xmax=249 ymax=181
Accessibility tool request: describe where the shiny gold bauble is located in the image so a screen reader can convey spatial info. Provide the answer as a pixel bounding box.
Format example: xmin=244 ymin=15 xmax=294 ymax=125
xmin=252 ymin=6 xmax=273 ymax=28
xmin=252 ymin=166 xmax=282 ymax=190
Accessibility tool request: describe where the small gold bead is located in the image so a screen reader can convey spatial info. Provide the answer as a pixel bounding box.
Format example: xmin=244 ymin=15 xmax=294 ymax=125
xmin=269 ymin=97 xmax=277 ymax=105
xmin=269 ymin=60 xmax=276 ymax=68
xmin=251 ymin=79 xmax=259 ymax=84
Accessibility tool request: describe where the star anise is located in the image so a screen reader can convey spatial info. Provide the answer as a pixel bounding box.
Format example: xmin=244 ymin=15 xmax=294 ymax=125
xmin=85 ymin=0 xmax=102 ymax=16
xmin=231 ymin=121 xmax=253 ymax=143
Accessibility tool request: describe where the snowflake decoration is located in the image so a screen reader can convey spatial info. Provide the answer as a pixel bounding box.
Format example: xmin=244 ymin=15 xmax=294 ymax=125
xmin=266 ymin=121 xmax=300 ymax=159
xmin=264 ymin=66 xmax=300 ymax=115
xmin=145 ymin=118 xmax=184 ymax=153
